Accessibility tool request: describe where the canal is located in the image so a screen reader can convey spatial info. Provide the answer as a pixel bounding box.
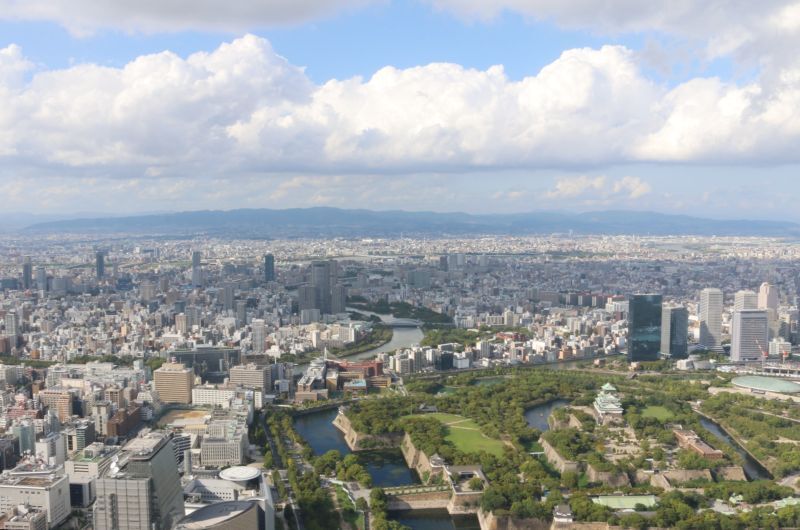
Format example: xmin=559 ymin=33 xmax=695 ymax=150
xmin=699 ymin=417 xmax=771 ymax=480
xmin=524 ymin=398 xmax=569 ymax=432
xmin=293 ymin=407 xmax=420 ymax=487
xmin=293 ymin=407 xmax=481 ymax=529
xmin=390 ymin=509 xmax=481 ymax=529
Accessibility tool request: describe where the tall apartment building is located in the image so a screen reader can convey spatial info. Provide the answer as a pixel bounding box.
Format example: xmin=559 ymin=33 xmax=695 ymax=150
xmin=93 ymin=432 xmax=185 ymax=530
xmin=730 ymin=309 xmax=768 ymax=362
xmin=734 ymin=290 xmax=757 ymax=311
xmin=699 ymin=288 xmax=724 ymax=353
xmin=251 ymin=320 xmax=266 ymax=354
xmin=758 ymin=282 xmax=779 ymax=311
xmin=660 ymin=304 xmax=689 ymax=359
xmin=154 ymin=363 xmax=194 ymax=404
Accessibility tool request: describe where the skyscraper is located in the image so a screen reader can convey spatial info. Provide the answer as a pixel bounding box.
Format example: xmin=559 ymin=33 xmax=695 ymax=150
xmin=331 ymin=284 xmax=347 ymax=314
xmin=699 ymin=288 xmax=724 ymax=353
xmin=311 ymin=260 xmax=332 ymax=314
xmin=264 ymin=253 xmax=275 ymax=282
xmin=734 ymin=290 xmax=757 ymax=311
xmin=21 ymin=256 xmax=31 ymax=290
xmin=758 ymin=282 xmax=779 ymax=311
xmin=95 ymin=251 xmax=105 ymax=279
xmin=730 ymin=309 xmax=768 ymax=362
xmin=36 ymin=266 xmax=47 ymax=291
xmin=222 ymin=282 xmax=235 ymax=312
xmin=628 ymin=294 xmax=662 ymax=362
xmin=191 ymin=250 xmax=202 ymax=287
xmin=93 ymin=432 xmax=185 ymax=530
xmin=252 ymin=319 xmax=266 ymax=354
xmin=661 ymin=304 xmax=689 ymax=359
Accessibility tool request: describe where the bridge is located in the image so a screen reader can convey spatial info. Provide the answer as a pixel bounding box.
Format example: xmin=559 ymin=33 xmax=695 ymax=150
xmin=385 ymin=317 xmax=422 ymax=328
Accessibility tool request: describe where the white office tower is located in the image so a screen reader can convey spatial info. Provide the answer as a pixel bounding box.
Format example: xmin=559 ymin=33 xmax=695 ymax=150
xmin=93 ymin=431 xmax=185 ymax=530
xmin=0 ymin=460 xmax=70 ymax=528
xmin=730 ymin=309 xmax=768 ymax=362
xmin=699 ymin=288 xmax=724 ymax=353
xmin=769 ymin=338 xmax=792 ymax=358
xmin=251 ymin=320 xmax=266 ymax=354
xmin=734 ymin=290 xmax=757 ymax=311
xmin=758 ymin=282 xmax=779 ymax=311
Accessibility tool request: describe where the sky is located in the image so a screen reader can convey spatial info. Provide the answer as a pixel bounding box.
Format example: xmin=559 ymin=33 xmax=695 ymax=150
xmin=2 ymin=1 xmax=800 ymax=219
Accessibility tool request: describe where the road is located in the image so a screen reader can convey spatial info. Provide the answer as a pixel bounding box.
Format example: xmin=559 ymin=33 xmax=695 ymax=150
xmin=263 ymin=412 xmax=304 ymax=530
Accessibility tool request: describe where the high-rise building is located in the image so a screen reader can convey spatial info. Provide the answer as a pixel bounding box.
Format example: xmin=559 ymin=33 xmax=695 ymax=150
xmin=251 ymin=320 xmax=266 ymax=354
xmin=230 ymin=364 xmax=269 ymax=393
xmin=734 ymin=290 xmax=757 ymax=311
xmin=331 ymin=284 xmax=347 ymax=314
xmin=21 ymin=257 xmax=31 ymax=290
xmin=235 ymin=300 xmax=247 ymax=328
xmin=627 ymin=294 xmax=662 ymax=362
xmin=4 ymin=311 xmax=18 ymax=337
xmin=311 ymin=261 xmax=332 ymax=314
xmin=176 ymin=313 xmax=188 ymax=335
xmin=298 ymin=285 xmax=318 ymax=311
xmin=222 ymin=283 xmax=235 ymax=312
xmin=36 ymin=266 xmax=47 ymax=291
xmin=660 ymin=304 xmax=688 ymax=359
xmin=93 ymin=432 xmax=185 ymax=530
xmin=192 ymin=251 xmax=203 ymax=287
xmin=758 ymin=282 xmax=779 ymax=311
xmin=154 ymin=363 xmax=193 ymax=404
xmin=699 ymin=288 xmax=724 ymax=353
xmin=730 ymin=309 xmax=768 ymax=362
xmin=95 ymin=251 xmax=105 ymax=279
xmin=264 ymin=253 xmax=275 ymax=282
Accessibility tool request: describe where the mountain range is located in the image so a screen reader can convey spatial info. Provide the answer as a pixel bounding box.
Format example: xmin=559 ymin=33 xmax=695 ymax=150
xmin=22 ymin=207 xmax=800 ymax=238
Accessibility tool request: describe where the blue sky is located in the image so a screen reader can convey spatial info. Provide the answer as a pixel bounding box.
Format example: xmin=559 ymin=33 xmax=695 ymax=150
xmin=0 ymin=0 xmax=799 ymax=218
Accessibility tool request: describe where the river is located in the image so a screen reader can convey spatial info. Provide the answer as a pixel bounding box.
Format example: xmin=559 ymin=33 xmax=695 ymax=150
xmin=698 ymin=417 xmax=771 ymax=480
xmin=294 ymin=309 xmax=424 ymax=373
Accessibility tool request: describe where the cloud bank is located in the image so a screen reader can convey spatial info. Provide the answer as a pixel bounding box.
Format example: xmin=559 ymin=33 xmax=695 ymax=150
xmin=2 ymin=34 xmax=800 ymax=184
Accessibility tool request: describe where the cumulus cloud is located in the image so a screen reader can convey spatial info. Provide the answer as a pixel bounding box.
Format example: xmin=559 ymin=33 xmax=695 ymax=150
xmin=0 ymin=0 xmax=377 ymax=34
xmin=2 ymin=34 xmax=800 ymax=184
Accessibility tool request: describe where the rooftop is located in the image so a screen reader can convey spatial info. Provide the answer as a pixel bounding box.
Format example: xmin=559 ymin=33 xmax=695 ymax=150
xmin=731 ymin=375 xmax=800 ymax=394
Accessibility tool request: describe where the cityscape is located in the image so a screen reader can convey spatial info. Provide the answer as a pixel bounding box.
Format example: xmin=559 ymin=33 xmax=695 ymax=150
xmin=5 ymin=1 xmax=800 ymax=530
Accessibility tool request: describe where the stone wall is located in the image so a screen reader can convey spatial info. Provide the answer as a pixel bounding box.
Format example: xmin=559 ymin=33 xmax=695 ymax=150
xmin=333 ymin=412 xmax=400 ymax=451
xmin=586 ymin=464 xmax=630 ymax=488
xmin=401 ymin=432 xmax=444 ymax=481
xmin=476 ymin=509 xmax=550 ymax=530
xmin=386 ymin=491 xmax=451 ymax=511
xmin=540 ymin=437 xmax=580 ymax=474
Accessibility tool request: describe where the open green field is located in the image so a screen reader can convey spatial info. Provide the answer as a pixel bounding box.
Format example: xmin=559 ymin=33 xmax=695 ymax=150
xmin=410 ymin=413 xmax=507 ymax=456
xmin=642 ymin=406 xmax=674 ymax=421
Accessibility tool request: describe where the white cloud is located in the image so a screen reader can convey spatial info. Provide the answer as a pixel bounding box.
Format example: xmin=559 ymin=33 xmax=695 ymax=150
xmin=0 ymin=0 xmax=377 ymax=34
xmin=2 ymin=34 xmax=800 ymax=188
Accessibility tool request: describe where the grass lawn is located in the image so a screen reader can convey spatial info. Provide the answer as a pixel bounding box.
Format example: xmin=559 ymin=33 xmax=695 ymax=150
xmin=642 ymin=406 xmax=674 ymax=421
xmin=407 ymin=413 xmax=507 ymax=456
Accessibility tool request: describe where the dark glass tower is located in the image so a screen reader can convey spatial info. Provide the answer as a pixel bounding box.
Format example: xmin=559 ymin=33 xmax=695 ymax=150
xmin=264 ymin=253 xmax=275 ymax=282
xmin=95 ymin=251 xmax=105 ymax=279
xmin=661 ymin=305 xmax=689 ymax=359
xmin=628 ymin=294 xmax=662 ymax=362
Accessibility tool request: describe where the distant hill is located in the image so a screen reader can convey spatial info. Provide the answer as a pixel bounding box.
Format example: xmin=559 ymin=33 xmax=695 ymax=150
xmin=23 ymin=207 xmax=800 ymax=237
